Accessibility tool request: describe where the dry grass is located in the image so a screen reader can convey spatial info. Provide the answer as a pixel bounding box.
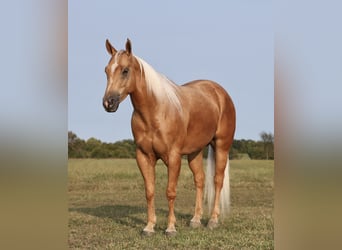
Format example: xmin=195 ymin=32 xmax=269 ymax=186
xmin=68 ymin=159 xmax=273 ymax=249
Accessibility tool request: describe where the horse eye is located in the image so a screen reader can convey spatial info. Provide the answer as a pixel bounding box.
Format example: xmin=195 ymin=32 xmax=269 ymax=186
xmin=122 ymin=68 xmax=129 ymax=76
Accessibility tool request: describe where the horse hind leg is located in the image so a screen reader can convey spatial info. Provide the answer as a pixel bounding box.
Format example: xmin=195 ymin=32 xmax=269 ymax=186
xmin=187 ymin=151 xmax=205 ymax=228
xmin=207 ymin=144 xmax=230 ymax=230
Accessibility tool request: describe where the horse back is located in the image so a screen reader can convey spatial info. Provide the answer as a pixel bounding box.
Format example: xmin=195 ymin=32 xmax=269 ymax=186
xmin=181 ymin=80 xmax=234 ymax=118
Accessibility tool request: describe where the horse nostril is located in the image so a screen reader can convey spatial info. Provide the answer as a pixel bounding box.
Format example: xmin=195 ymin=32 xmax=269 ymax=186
xmin=103 ymin=95 xmax=120 ymax=112
xmin=108 ymin=96 xmax=119 ymax=106
xmin=108 ymin=98 xmax=114 ymax=107
xmin=103 ymin=99 xmax=108 ymax=109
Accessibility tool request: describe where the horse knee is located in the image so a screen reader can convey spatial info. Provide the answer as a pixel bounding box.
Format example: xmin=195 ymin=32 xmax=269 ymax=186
xmin=194 ymin=174 xmax=204 ymax=189
xmin=166 ymin=189 xmax=176 ymax=201
xmin=214 ymin=175 xmax=224 ymax=188
xmin=145 ymin=187 xmax=154 ymax=201
xmin=146 ymin=193 xmax=154 ymax=202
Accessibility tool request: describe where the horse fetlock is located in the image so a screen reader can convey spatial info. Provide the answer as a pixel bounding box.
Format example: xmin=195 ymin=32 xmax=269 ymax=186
xmin=141 ymin=229 xmax=155 ymax=237
xmin=190 ymin=219 xmax=202 ymax=229
xmin=165 ymin=226 xmax=177 ymax=237
xmin=142 ymin=219 xmax=157 ymax=236
xmin=207 ymin=218 xmax=219 ymax=230
xmin=143 ymin=221 xmax=155 ymax=231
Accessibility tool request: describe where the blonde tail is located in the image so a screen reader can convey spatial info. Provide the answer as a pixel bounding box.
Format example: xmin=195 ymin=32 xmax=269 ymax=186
xmin=204 ymin=145 xmax=230 ymax=217
xmin=220 ymin=158 xmax=230 ymax=217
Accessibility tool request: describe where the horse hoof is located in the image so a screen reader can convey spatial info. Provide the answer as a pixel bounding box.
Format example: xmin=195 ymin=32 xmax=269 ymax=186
xmin=165 ymin=230 xmax=177 ymax=237
xmin=207 ymin=220 xmax=219 ymax=230
xmin=141 ymin=230 xmax=155 ymax=237
xmin=190 ymin=221 xmax=202 ymax=229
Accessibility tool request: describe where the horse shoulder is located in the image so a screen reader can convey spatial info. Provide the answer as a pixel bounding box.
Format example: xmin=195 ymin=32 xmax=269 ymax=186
xmin=131 ymin=111 xmax=152 ymax=150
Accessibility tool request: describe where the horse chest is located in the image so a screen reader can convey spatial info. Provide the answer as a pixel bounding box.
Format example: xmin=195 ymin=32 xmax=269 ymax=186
xmin=132 ymin=118 xmax=181 ymax=158
xmin=135 ymin=129 xmax=169 ymax=154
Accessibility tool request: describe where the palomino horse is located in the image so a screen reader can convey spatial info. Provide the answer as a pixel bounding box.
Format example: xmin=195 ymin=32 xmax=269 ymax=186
xmin=103 ymin=39 xmax=236 ymax=236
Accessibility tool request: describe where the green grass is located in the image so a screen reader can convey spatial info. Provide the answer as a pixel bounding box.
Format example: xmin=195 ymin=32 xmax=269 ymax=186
xmin=69 ymin=159 xmax=274 ymax=249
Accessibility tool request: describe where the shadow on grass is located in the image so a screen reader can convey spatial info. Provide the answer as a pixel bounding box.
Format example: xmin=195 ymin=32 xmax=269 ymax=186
xmin=70 ymin=205 xmax=146 ymax=228
xmin=70 ymin=205 xmax=195 ymax=229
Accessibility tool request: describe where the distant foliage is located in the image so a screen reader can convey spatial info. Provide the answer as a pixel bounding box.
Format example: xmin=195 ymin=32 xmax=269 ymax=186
xmin=231 ymin=139 xmax=269 ymax=160
xmin=68 ymin=131 xmax=273 ymax=160
xmin=259 ymin=131 xmax=274 ymax=160
xmin=68 ymin=131 xmax=136 ymax=159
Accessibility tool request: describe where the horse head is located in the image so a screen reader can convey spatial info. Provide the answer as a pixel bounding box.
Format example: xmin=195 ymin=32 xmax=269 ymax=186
xmin=103 ymin=39 xmax=135 ymax=112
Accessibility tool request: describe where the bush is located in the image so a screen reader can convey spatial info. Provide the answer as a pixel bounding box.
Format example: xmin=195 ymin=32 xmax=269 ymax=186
xmin=68 ymin=131 xmax=273 ymax=159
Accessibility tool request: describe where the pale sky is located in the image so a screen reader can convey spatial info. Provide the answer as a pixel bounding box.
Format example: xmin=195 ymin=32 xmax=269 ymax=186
xmin=68 ymin=0 xmax=273 ymax=142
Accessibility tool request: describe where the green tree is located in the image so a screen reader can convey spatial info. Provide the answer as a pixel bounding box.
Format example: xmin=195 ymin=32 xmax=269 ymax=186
xmin=260 ymin=132 xmax=274 ymax=160
xmin=91 ymin=146 xmax=111 ymax=158
xmin=67 ymin=132 xmax=276 ymax=160
xmin=85 ymin=137 xmax=102 ymax=153
xmin=68 ymin=131 xmax=87 ymax=158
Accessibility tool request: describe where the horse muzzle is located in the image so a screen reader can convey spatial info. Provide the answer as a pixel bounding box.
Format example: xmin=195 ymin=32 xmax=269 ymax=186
xmin=103 ymin=95 xmax=120 ymax=112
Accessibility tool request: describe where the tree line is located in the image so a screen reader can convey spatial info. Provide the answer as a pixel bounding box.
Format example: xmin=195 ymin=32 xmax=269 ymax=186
xmin=68 ymin=131 xmax=274 ymax=160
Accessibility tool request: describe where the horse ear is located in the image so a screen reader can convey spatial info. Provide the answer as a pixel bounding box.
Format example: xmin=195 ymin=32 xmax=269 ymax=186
xmin=125 ymin=38 xmax=132 ymax=56
xmin=106 ymin=39 xmax=117 ymax=55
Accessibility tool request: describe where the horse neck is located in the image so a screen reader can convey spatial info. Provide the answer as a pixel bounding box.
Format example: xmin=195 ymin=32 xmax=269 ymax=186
xmin=129 ymin=56 xmax=182 ymax=122
xmin=129 ymin=59 xmax=158 ymax=117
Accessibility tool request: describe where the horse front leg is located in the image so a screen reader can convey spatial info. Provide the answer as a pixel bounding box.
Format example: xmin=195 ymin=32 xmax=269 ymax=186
xmin=165 ymin=154 xmax=182 ymax=236
xmin=136 ymin=149 xmax=157 ymax=236
xmin=188 ymin=151 xmax=205 ymax=228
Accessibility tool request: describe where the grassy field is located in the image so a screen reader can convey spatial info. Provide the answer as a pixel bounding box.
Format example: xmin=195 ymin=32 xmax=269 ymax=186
xmin=68 ymin=159 xmax=274 ymax=249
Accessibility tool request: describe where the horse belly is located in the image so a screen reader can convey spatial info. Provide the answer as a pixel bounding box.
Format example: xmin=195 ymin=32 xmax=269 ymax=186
xmin=181 ymin=115 xmax=218 ymax=154
xmin=178 ymin=80 xmax=226 ymax=154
